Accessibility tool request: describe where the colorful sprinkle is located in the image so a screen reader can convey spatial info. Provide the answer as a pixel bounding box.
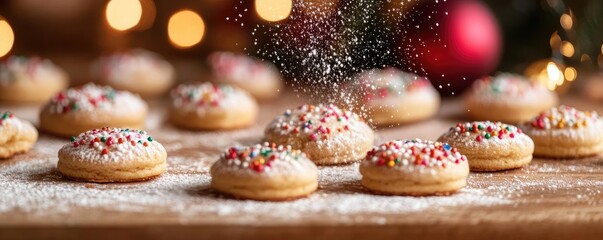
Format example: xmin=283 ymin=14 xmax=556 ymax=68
xmin=221 ymin=142 xmax=305 ymax=173
xmin=531 ymin=105 xmax=599 ymax=130
xmin=365 ymin=139 xmax=466 ymax=168
xmin=69 ymin=127 xmax=156 ymax=156
xmin=353 ymin=68 xmax=430 ymax=102
xmin=270 ymin=104 xmax=360 ymax=142
xmin=450 ymin=121 xmax=523 ymax=142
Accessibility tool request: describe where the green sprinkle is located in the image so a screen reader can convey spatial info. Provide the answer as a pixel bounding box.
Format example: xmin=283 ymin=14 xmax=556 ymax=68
xmin=394 ymin=158 xmax=401 ymax=163
xmin=308 ymin=120 xmax=314 ymax=124
xmin=138 ymin=140 xmax=142 ymax=144
xmin=70 ymin=136 xmax=76 ymax=142
xmin=485 ymin=133 xmax=491 ymax=139
xmin=469 ymin=126 xmax=474 ymax=132
xmin=506 ymin=126 xmax=511 ymax=131
xmin=478 ymin=125 xmax=484 ymax=130
xmin=147 ymin=136 xmax=153 ymax=142
xmin=125 ymin=128 xmax=130 ymax=132
xmin=100 ymin=137 xmax=106 ymax=142
xmin=71 ymin=103 xmax=78 ymax=111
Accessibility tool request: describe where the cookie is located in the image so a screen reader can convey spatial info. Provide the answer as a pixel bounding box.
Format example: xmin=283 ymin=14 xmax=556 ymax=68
xmin=437 ymin=121 xmax=534 ymax=171
xmin=210 ymin=142 xmax=318 ymax=201
xmin=464 ymin=72 xmax=558 ymax=123
xmin=169 ymin=82 xmax=258 ymax=130
xmin=0 ymin=112 xmax=38 ymax=159
xmin=57 ymin=127 xmax=167 ymax=183
xmin=208 ymin=51 xmax=282 ymax=100
xmin=520 ymin=105 xmax=603 ymax=158
xmin=350 ymin=68 xmax=440 ymax=126
xmin=0 ymin=56 xmax=68 ymax=104
xmin=264 ymin=104 xmax=374 ymax=165
xmin=359 ymin=139 xmax=469 ymax=196
xmin=92 ymin=49 xmax=175 ymax=98
xmin=39 ymin=83 xmax=148 ymax=138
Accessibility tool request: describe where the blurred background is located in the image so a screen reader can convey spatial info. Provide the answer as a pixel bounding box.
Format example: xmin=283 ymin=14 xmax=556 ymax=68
xmin=0 ymin=0 xmax=602 ymax=98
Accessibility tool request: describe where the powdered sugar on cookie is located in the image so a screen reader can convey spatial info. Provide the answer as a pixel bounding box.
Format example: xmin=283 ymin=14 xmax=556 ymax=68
xmin=46 ymin=83 xmax=146 ymax=114
xmin=0 ymin=56 xmax=66 ymax=86
xmin=363 ymin=139 xmax=466 ymax=170
xmin=208 ymin=51 xmax=279 ymax=83
xmin=60 ymin=127 xmax=164 ymax=164
xmin=215 ymin=142 xmax=315 ymax=175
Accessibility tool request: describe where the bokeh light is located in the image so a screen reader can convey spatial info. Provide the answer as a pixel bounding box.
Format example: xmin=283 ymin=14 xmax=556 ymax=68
xmin=560 ymin=13 xmax=572 ymax=30
xmin=168 ymin=10 xmax=205 ymax=49
xmin=0 ymin=18 xmax=14 ymax=58
xmin=560 ymin=41 xmax=574 ymax=57
xmin=546 ymin=61 xmax=564 ymax=89
xmin=549 ymin=32 xmax=561 ymax=49
xmin=564 ymin=67 xmax=577 ymax=82
xmin=105 ymin=0 xmax=142 ymax=31
xmin=255 ymin=0 xmax=292 ymax=22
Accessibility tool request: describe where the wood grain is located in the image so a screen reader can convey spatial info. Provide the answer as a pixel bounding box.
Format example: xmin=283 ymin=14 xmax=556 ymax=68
xmin=0 ymin=94 xmax=602 ymax=240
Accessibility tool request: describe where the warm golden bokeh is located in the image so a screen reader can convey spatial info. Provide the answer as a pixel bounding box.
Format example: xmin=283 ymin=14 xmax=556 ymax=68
xmin=105 ymin=0 xmax=143 ymax=31
xmin=0 ymin=19 xmax=14 ymax=57
xmin=255 ymin=0 xmax=292 ymax=22
xmin=168 ymin=10 xmax=205 ymax=49
xmin=560 ymin=13 xmax=573 ymax=30
xmin=564 ymin=67 xmax=577 ymax=81
xmin=560 ymin=41 xmax=574 ymax=58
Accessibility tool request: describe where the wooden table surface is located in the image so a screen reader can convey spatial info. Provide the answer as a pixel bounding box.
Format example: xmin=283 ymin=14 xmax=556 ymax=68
xmin=0 ymin=93 xmax=602 ymax=240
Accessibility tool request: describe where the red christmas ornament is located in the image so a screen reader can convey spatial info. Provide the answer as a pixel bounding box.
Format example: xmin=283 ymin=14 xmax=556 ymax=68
xmin=398 ymin=0 xmax=502 ymax=95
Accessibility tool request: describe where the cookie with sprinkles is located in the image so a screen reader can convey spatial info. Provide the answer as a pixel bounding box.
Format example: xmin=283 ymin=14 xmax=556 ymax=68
xmin=349 ymin=68 xmax=440 ymax=126
xmin=264 ymin=104 xmax=374 ymax=165
xmin=0 ymin=112 xmax=38 ymax=159
xmin=210 ymin=142 xmax=318 ymax=201
xmin=520 ymin=105 xmax=603 ymax=158
xmin=207 ymin=51 xmax=282 ymax=100
xmin=92 ymin=49 xmax=175 ymax=98
xmin=464 ymin=72 xmax=558 ymax=123
xmin=359 ymin=139 xmax=469 ymax=196
xmin=437 ymin=121 xmax=534 ymax=171
xmin=57 ymin=127 xmax=167 ymax=182
xmin=0 ymin=55 xmax=68 ymax=104
xmin=169 ymin=82 xmax=258 ymax=130
xmin=39 ymin=83 xmax=148 ymax=138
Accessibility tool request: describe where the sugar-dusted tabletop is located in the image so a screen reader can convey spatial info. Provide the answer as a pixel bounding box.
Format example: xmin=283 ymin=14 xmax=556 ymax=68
xmin=1 ymin=93 xmax=602 ymax=240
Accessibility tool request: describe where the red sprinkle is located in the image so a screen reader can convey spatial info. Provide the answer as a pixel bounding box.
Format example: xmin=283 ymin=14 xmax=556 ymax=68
xmin=101 ymin=149 xmax=109 ymax=155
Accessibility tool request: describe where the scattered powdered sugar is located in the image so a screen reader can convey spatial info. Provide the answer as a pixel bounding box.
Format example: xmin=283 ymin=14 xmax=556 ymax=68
xmin=0 ymin=153 xmax=509 ymax=224
xmin=1 ymin=100 xmax=603 ymax=225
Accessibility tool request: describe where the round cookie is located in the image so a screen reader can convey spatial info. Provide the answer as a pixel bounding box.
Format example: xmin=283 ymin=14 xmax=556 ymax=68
xmin=437 ymin=121 xmax=534 ymax=171
xmin=520 ymin=105 xmax=603 ymax=158
xmin=169 ymin=82 xmax=258 ymax=130
xmin=360 ymin=139 xmax=469 ymax=196
xmin=57 ymin=127 xmax=167 ymax=182
xmin=0 ymin=56 xmax=68 ymax=104
xmin=93 ymin=49 xmax=175 ymax=98
xmin=208 ymin=51 xmax=282 ymax=100
xmin=264 ymin=104 xmax=374 ymax=165
xmin=40 ymin=83 xmax=148 ymax=138
xmin=210 ymin=142 xmax=318 ymax=201
xmin=350 ymin=68 xmax=440 ymax=126
xmin=464 ymin=72 xmax=558 ymax=123
xmin=0 ymin=112 xmax=38 ymax=159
